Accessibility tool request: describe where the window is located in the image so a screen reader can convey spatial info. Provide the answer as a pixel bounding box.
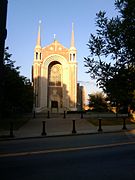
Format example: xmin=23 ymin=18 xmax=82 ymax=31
xmin=40 ymin=53 xmax=41 ymax=60
xmin=70 ymin=54 xmax=72 ymax=61
xmin=36 ymin=52 xmax=38 ymax=59
xmin=73 ymin=54 xmax=75 ymax=61
xmin=49 ymin=63 xmax=62 ymax=86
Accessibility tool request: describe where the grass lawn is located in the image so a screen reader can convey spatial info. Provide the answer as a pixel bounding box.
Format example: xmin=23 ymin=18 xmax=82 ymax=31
xmin=0 ymin=115 xmax=31 ymax=131
xmin=87 ymin=117 xmax=134 ymax=126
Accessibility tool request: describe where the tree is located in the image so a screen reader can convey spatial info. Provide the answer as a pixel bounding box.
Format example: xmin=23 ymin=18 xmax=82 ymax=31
xmin=105 ymin=67 xmax=135 ymax=111
xmin=0 ymin=47 xmax=33 ymax=118
xmin=84 ymin=0 xmax=135 ymax=112
xmin=88 ymin=92 xmax=108 ymax=112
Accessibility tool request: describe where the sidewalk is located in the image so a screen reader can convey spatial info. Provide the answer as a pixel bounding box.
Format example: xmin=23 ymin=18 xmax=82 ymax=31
xmin=0 ymin=114 xmax=135 ymax=139
xmin=15 ymin=117 xmax=96 ymax=138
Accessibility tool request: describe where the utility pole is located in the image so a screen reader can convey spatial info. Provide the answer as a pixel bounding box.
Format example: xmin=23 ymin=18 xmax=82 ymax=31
xmin=0 ymin=0 xmax=8 ymax=117
xmin=0 ymin=0 xmax=8 ymax=65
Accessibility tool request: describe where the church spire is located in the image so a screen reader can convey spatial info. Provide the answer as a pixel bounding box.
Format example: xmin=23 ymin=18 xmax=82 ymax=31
xmin=36 ymin=20 xmax=41 ymax=47
xmin=69 ymin=23 xmax=77 ymax=62
xmin=70 ymin=22 xmax=75 ymax=48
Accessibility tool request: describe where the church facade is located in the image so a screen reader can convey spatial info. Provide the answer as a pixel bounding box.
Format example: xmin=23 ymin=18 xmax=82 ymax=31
xmin=32 ymin=23 xmax=78 ymax=112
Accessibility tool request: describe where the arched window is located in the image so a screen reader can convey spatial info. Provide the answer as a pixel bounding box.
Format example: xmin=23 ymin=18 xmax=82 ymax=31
xmin=73 ymin=53 xmax=75 ymax=61
xmin=70 ymin=53 xmax=75 ymax=61
xmin=40 ymin=53 xmax=41 ymax=60
xmin=49 ymin=63 xmax=62 ymax=86
xmin=70 ymin=54 xmax=72 ymax=61
xmin=36 ymin=52 xmax=38 ymax=59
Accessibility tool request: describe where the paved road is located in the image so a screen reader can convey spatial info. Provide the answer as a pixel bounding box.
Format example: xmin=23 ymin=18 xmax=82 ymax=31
xmin=0 ymin=132 xmax=135 ymax=180
xmin=0 ymin=132 xmax=132 ymax=154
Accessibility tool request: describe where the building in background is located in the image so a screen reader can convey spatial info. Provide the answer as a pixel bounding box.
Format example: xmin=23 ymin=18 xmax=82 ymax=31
xmin=32 ymin=23 xmax=78 ymax=113
xmin=77 ymin=83 xmax=87 ymax=111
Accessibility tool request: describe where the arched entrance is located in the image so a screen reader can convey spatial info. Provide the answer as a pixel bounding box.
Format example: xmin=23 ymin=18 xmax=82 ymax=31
xmin=48 ymin=61 xmax=63 ymax=112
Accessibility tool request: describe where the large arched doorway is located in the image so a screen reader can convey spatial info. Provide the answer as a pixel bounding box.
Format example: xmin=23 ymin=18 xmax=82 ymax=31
xmin=48 ymin=61 xmax=63 ymax=111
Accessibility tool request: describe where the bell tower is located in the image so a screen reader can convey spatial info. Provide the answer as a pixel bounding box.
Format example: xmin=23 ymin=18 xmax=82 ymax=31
xmin=68 ymin=23 xmax=77 ymax=109
xmin=69 ymin=23 xmax=77 ymax=61
xmin=33 ymin=21 xmax=42 ymax=109
xmin=34 ymin=20 xmax=42 ymax=61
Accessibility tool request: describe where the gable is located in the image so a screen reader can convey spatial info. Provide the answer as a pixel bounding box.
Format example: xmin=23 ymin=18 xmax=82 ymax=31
xmin=42 ymin=40 xmax=69 ymax=60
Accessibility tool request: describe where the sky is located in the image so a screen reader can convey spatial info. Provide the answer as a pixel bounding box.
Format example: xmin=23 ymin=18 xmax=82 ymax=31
xmin=6 ymin=0 xmax=117 ymax=95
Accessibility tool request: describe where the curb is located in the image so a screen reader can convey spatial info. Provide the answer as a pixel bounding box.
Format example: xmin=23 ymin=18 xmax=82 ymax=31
xmin=0 ymin=129 xmax=127 ymax=142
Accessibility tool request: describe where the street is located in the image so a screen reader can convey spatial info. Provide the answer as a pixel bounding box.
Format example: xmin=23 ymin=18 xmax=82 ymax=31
xmin=0 ymin=132 xmax=135 ymax=180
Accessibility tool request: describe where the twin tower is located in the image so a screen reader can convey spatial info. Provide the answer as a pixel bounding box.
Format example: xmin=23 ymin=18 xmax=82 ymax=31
xmin=32 ymin=22 xmax=77 ymax=112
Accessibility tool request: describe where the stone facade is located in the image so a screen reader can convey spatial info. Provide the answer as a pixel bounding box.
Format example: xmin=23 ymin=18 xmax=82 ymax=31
xmin=32 ymin=23 xmax=77 ymax=112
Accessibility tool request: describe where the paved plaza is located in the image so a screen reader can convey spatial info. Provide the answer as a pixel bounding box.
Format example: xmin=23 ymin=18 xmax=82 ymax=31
xmin=0 ymin=113 xmax=135 ymax=139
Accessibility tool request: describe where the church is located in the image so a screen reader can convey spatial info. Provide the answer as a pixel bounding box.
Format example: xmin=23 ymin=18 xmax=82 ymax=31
xmin=32 ymin=22 xmax=85 ymax=113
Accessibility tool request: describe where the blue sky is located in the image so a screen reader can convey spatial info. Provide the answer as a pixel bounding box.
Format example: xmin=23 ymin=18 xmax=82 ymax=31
xmin=6 ymin=0 xmax=117 ymax=94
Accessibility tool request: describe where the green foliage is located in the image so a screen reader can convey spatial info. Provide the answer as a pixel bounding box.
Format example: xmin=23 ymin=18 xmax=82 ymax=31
xmin=0 ymin=47 xmax=33 ymax=118
xmin=105 ymin=67 xmax=135 ymax=110
xmin=88 ymin=92 xmax=108 ymax=112
xmin=84 ymin=0 xmax=135 ymax=111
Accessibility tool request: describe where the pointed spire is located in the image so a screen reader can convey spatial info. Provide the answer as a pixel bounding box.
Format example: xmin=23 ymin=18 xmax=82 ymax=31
xmin=53 ymin=33 xmax=56 ymax=41
xmin=36 ymin=20 xmax=41 ymax=47
xmin=70 ymin=22 xmax=75 ymax=48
